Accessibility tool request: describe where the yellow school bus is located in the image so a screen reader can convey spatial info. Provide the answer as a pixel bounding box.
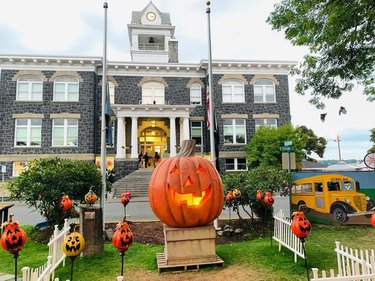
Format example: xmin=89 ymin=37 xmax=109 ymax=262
xmin=291 ymin=174 xmax=372 ymax=223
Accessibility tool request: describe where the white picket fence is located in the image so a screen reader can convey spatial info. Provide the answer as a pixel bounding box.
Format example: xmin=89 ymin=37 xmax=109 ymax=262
xmin=311 ymin=241 xmax=375 ymax=280
xmin=22 ymin=219 xmax=69 ymax=281
xmin=272 ymin=209 xmax=305 ymax=262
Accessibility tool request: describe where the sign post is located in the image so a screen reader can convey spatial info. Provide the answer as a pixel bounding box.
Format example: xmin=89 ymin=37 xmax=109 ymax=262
xmin=280 ymin=141 xmax=295 ymax=216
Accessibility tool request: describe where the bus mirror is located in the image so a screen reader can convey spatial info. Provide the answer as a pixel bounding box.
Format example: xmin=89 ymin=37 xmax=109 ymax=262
xmin=356 ymin=181 xmax=360 ymax=191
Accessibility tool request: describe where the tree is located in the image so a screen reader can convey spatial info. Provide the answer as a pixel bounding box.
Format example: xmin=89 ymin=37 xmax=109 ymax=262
xmin=245 ymin=124 xmax=327 ymax=168
xmin=368 ymin=128 xmax=375 ymax=153
xmin=7 ymin=157 xmax=104 ymax=228
xmin=267 ymin=0 xmax=375 ymax=108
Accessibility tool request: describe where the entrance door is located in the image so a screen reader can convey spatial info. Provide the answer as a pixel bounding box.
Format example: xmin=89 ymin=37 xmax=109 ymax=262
xmin=139 ymin=127 xmax=167 ymax=167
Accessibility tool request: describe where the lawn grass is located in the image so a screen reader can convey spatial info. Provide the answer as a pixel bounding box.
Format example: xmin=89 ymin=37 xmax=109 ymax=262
xmin=1 ymin=223 xmax=374 ymax=281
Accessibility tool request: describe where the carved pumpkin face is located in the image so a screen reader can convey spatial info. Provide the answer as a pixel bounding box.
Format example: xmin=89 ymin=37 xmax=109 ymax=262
xmin=291 ymin=211 xmax=311 ymax=239
xmin=60 ymin=195 xmax=73 ymax=211
xmin=148 ymin=152 xmax=224 ymax=228
xmin=264 ymin=192 xmax=274 ymax=206
xmin=84 ymin=188 xmax=97 ymax=205
xmin=1 ymin=216 xmax=27 ymax=254
xmin=121 ymin=192 xmax=131 ymax=207
xmin=112 ymin=221 xmax=133 ymax=252
xmin=63 ymin=230 xmax=85 ymax=257
xmin=256 ymin=190 xmax=263 ymax=201
xmin=225 ymin=191 xmax=234 ymax=202
xmin=232 ymin=189 xmax=241 ymax=199
xmin=371 ymin=211 xmax=375 ymax=228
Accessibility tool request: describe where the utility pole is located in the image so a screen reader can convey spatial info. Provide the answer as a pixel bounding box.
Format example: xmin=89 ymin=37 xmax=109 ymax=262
xmin=334 ymin=134 xmax=342 ymax=161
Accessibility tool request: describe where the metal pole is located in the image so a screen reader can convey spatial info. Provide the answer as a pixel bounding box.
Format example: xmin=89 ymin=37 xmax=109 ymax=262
xmin=206 ymin=1 xmax=218 ymax=230
xmin=100 ymin=2 xmax=108 ymax=231
xmin=336 ymin=134 xmax=342 ymax=161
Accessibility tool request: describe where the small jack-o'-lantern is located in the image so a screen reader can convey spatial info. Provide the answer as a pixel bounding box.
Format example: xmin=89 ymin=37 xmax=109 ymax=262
xmin=1 ymin=214 xmax=27 ymax=254
xmin=256 ymin=190 xmax=263 ymax=201
xmin=112 ymin=221 xmax=133 ymax=253
xmin=62 ymin=226 xmax=85 ymax=257
xmin=264 ymin=192 xmax=274 ymax=206
xmin=84 ymin=187 xmax=97 ymax=206
xmin=225 ymin=191 xmax=234 ymax=202
xmin=148 ymin=139 xmax=224 ymax=228
xmin=121 ymin=192 xmax=131 ymax=207
xmin=232 ymin=189 xmax=241 ymax=199
xmin=60 ymin=195 xmax=73 ymax=211
xmin=291 ymin=211 xmax=311 ymax=239
xmin=371 ymin=211 xmax=375 ymax=228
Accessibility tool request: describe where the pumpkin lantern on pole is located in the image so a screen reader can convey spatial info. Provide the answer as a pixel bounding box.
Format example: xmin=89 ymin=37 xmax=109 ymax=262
xmin=84 ymin=186 xmax=98 ymax=206
xmin=62 ymin=225 xmax=85 ymax=281
xmin=121 ymin=192 xmax=131 ymax=218
xmin=263 ymin=191 xmax=275 ymax=246
xmin=1 ymin=214 xmax=27 ymax=281
xmin=255 ymin=190 xmax=263 ymax=201
xmin=60 ymin=195 xmax=73 ymax=211
xmin=370 ymin=208 xmax=375 ymax=228
xmin=291 ymin=210 xmax=312 ymax=281
xmin=148 ymin=139 xmax=224 ymax=228
xmin=112 ymin=219 xmax=134 ymax=277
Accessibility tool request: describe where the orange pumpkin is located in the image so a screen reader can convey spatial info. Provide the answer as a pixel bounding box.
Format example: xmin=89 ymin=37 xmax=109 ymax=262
xmin=1 ymin=214 xmax=27 ymax=254
xmin=225 ymin=191 xmax=234 ymax=202
xmin=112 ymin=221 xmax=133 ymax=252
xmin=148 ymin=139 xmax=224 ymax=228
xmin=256 ymin=190 xmax=263 ymax=201
xmin=60 ymin=195 xmax=73 ymax=211
xmin=291 ymin=211 xmax=311 ymax=239
xmin=121 ymin=192 xmax=131 ymax=207
xmin=84 ymin=187 xmax=98 ymax=205
xmin=371 ymin=211 xmax=375 ymax=227
xmin=264 ymin=192 xmax=274 ymax=206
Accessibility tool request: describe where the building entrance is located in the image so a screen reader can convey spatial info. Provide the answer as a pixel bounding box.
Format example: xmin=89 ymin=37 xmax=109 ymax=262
xmin=139 ymin=127 xmax=167 ymax=167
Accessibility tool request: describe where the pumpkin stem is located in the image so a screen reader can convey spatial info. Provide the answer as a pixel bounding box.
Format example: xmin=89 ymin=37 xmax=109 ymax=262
xmin=177 ymin=139 xmax=196 ymax=157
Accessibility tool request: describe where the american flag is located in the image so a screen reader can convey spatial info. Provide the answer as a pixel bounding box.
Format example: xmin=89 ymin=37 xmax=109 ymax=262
xmin=206 ymin=82 xmax=210 ymax=130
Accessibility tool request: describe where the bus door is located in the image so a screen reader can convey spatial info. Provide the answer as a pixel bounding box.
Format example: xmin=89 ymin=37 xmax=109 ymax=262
xmin=314 ymin=181 xmax=326 ymax=213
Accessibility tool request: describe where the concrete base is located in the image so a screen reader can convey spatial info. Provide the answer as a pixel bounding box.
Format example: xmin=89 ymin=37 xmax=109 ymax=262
xmin=162 ymin=224 xmax=218 ymax=265
xmin=79 ymin=205 xmax=104 ymax=256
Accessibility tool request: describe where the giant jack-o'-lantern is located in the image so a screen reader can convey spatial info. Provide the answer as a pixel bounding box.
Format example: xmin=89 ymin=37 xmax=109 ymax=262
xmin=112 ymin=221 xmax=134 ymax=252
xmin=148 ymin=139 xmax=224 ymax=228
xmin=1 ymin=214 xmax=27 ymax=254
xmin=62 ymin=227 xmax=85 ymax=257
xmin=291 ymin=211 xmax=311 ymax=239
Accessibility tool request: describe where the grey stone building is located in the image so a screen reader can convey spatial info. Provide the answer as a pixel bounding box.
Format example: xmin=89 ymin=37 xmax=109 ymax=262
xmin=0 ymin=2 xmax=295 ymax=180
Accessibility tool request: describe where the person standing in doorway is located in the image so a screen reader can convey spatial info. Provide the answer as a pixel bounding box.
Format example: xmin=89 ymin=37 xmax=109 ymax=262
xmin=154 ymin=151 xmax=160 ymax=167
xmin=138 ymin=152 xmax=143 ymax=168
xmin=143 ymin=152 xmax=150 ymax=168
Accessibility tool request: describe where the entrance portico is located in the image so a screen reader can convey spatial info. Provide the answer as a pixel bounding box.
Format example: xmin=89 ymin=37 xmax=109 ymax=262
xmin=113 ymin=104 xmax=194 ymax=160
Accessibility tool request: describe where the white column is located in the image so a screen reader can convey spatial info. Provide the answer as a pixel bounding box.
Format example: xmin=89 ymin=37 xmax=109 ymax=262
xmin=115 ymin=117 xmax=125 ymax=158
xmin=131 ymin=117 xmax=138 ymax=158
xmin=179 ymin=118 xmax=184 ymax=146
xmin=170 ymin=117 xmax=176 ymax=156
xmin=183 ymin=117 xmax=190 ymax=141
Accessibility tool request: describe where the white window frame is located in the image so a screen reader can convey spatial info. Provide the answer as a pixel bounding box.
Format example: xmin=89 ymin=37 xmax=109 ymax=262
xmin=52 ymin=119 xmax=78 ymax=146
xmin=223 ymin=119 xmax=246 ymax=145
xmin=254 ymin=79 xmax=276 ymax=103
xmin=255 ymin=118 xmax=278 ymax=131
xmin=14 ymin=119 xmax=42 ymax=147
xmin=16 ymin=75 xmax=43 ymax=101
xmin=190 ymin=84 xmax=202 ymax=105
xmin=222 ymin=79 xmax=245 ymax=103
xmin=190 ymin=121 xmax=203 ymax=154
xmin=225 ymin=158 xmax=248 ymax=171
xmin=142 ymin=82 xmax=165 ymax=104
xmin=53 ymin=76 xmax=79 ymax=102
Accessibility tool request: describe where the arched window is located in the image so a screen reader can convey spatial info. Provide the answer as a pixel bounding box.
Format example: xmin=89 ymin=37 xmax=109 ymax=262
xmin=190 ymin=83 xmax=202 ymax=105
xmin=54 ymin=76 xmax=79 ymax=101
xmin=254 ymin=79 xmax=276 ymax=103
xmin=142 ymin=82 xmax=165 ymax=104
xmin=222 ymin=79 xmax=244 ymax=103
xmin=17 ymin=75 xmax=43 ymax=101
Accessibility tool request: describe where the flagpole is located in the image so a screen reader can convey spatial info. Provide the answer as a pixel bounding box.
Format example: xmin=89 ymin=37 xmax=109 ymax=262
xmin=100 ymin=1 xmax=108 ymax=231
xmin=206 ymin=1 xmax=219 ymax=230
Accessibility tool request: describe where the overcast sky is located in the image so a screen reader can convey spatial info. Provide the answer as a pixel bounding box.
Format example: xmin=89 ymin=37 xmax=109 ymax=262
xmin=0 ymin=0 xmax=373 ymax=161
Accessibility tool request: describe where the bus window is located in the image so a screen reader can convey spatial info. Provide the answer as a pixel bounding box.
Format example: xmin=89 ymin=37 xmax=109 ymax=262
xmin=302 ymin=183 xmax=312 ymax=193
xmin=328 ymin=181 xmax=340 ymax=191
xmin=343 ymin=181 xmax=354 ymax=191
xmin=315 ymin=182 xmax=323 ymax=193
xmin=292 ymin=184 xmax=302 ymax=194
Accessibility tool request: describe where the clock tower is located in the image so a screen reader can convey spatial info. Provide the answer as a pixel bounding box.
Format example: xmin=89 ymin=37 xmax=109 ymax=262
xmin=128 ymin=2 xmax=178 ymax=63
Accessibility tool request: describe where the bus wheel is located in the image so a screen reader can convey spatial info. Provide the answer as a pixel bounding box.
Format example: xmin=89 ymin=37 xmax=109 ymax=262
xmin=332 ymin=207 xmax=348 ymax=223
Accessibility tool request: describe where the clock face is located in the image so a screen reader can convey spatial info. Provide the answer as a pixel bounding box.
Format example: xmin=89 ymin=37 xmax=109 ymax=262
xmin=364 ymin=152 xmax=375 ymax=169
xmin=146 ymin=12 xmax=156 ymax=21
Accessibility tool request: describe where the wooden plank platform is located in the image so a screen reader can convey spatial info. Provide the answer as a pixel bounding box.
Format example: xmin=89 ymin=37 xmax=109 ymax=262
xmin=156 ymin=253 xmax=224 ymax=273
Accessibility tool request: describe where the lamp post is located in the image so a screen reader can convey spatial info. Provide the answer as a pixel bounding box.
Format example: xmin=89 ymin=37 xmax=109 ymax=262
xmin=334 ymin=134 xmax=342 ymax=161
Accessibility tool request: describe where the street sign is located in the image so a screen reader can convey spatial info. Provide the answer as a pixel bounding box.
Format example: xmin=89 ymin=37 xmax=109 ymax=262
xmin=280 ymin=146 xmax=295 ymax=152
xmin=284 ymin=140 xmax=293 ymax=146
